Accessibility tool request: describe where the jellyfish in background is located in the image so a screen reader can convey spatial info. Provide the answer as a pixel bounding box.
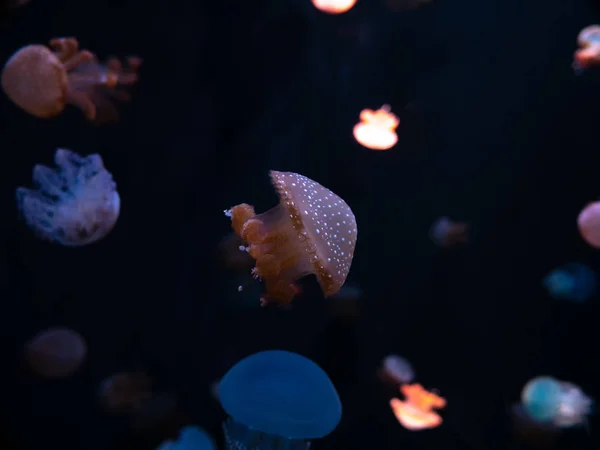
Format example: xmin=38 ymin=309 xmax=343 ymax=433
xmin=429 ymin=216 xmax=469 ymax=248
xmin=521 ymin=376 xmax=593 ymax=429
xmin=378 ymin=355 xmax=415 ymax=386
xmin=218 ymin=350 xmax=342 ymax=450
xmin=353 ymin=105 xmax=399 ymax=151
xmin=543 ymin=262 xmax=596 ymax=302
xmin=224 ymin=171 xmax=358 ymax=307
xmin=389 ymin=384 xmax=446 ymax=431
xmin=578 ymin=201 xmax=600 ymax=248
xmin=16 ymin=148 xmax=120 ymax=246
xmin=1 ymin=37 xmax=141 ymax=122
xmin=99 ymin=372 xmax=153 ymax=412
xmin=25 ymin=327 xmax=87 ymax=378
xmin=312 ymin=0 xmax=356 ymax=14
xmin=156 ymin=426 xmax=216 ymax=450
xmin=573 ymin=25 xmax=600 ymax=73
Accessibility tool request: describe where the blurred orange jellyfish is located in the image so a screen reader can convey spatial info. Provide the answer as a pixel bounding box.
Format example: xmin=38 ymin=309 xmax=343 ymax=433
xmin=573 ymin=25 xmax=600 ymax=72
xmin=389 ymin=383 xmax=446 ymax=431
xmin=353 ymin=105 xmax=399 ymax=151
xmin=25 ymin=327 xmax=86 ymax=378
xmin=312 ymin=0 xmax=357 ymax=14
xmin=1 ymin=37 xmax=141 ymax=122
xmin=224 ymin=171 xmax=358 ymax=307
xmin=578 ymin=202 xmax=600 ymax=248
xmin=99 ymin=372 xmax=153 ymax=412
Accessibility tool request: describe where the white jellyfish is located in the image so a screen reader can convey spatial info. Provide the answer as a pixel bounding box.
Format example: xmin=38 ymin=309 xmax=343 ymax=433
xmin=16 ymin=148 xmax=120 ymax=246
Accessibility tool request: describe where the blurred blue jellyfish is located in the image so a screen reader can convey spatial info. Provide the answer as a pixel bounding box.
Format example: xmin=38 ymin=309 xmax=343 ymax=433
xmin=156 ymin=425 xmax=216 ymax=450
xmin=521 ymin=376 xmax=593 ymax=428
xmin=218 ymin=350 xmax=342 ymax=450
xmin=16 ymin=148 xmax=120 ymax=246
xmin=543 ymin=262 xmax=597 ymax=302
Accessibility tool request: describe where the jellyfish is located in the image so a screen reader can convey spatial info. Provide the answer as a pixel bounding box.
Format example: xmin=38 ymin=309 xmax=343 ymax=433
xmin=312 ymin=0 xmax=357 ymax=14
xmin=1 ymin=37 xmax=141 ymax=122
xmin=99 ymin=372 xmax=153 ymax=412
xmin=521 ymin=376 xmax=593 ymax=428
xmin=224 ymin=171 xmax=357 ymax=307
xmin=578 ymin=201 xmax=600 ymax=248
xmin=543 ymin=262 xmax=596 ymax=302
xmin=378 ymin=355 xmax=415 ymax=385
xmin=429 ymin=216 xmax=468 ymax=248
xmin=218 ymin=350 xmax=341 ymax=450
xmin=156 ymin=425 xmax=216 ymax=450
xmin=573 ymin=25 xmax=600 ymax=72
xmin=389 ymin=384 xmax=446 ymax=431
xmin=353 ymin=105 xmax=399 ymax=151
xmin=25 ymin=327 xmax=86 ymax=378
xmin=16 ymin=148 xmax=120 ymax=246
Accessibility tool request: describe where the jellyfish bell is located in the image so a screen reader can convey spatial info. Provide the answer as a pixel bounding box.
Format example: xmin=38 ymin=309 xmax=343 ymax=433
xmin=573 ymin=25 xmax=600 ymax=72
xmin=224 ymin=171 xmax=357 ymax=307
xmin=156 ymin=425 xmax=216 ymax=450
xmin=378 ymin=355 xmax=415 ymax=385
xmin=25 ymin=327 xmax=86 ymax=378
xmin=389 ymin=384 xmax=446 ymax=431
xmin=578 ymin=202 xmax=600 ymax=249
xmin=312 ymin=0 xmax=357 ymax=14
xmin=543 ymin=262 xmax=597 ymax=302
xmin=16 ymin=148 xmax=120 ymax=246
xmin=353 ymin=105 xmax=399 ymax=151
xmin=218 ymin=350 xmax=342 ymax=450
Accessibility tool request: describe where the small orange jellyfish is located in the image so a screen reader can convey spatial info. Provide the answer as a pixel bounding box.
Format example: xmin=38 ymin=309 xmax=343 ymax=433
xmin=312 ymin=0 xmax=357 ymax=14
xmin=353 ymin=105 xmax=399 ymax=151
xmin=2 ymin=37 xmax=141 ymax=122
xmin=99 ymin=372 xmax=153 ymax=412
xmin=578 ymin=201 xmax=600 ymax=249
xmin=389 ymin=383 xmax=446 ymax=431
xmin=573 ymin=25 xmax=600 ymax=72
xmin=25 ymin=327 xmax=87 ymax=378
xmin=224 ymin=171 xmax=358 ymax=307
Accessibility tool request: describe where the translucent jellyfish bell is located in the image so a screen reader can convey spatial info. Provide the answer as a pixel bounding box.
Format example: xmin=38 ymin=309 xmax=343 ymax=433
xmin=543 ymin=262 xmax=597 ymax=302
xmin=16 ymin=148 xmax=120 ymax=246
xmin=218 ymin=350 xmax=342 ymax=450
xmin=156 ymin=425 xmax=216 ymax=450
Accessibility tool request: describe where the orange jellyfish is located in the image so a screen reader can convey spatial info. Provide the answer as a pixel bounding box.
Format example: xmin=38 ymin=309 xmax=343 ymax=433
xmin=1 ymin=37 xmax=141 ymax=122
xmin=353 ymin=105 xmax=399 ymax=151
xmin=389 ymin=383 xmax=446 ymax=431
xmin=224 ymin=171 xmax=358 ymax=307
xmin=312 ymin=0 xmax=357 ymax=14
xmin=578 ymin=201 xmax=600 ymax=248
xmin=25 ymin=327 xmax=87 ymax=378
xmin=99 ymin=372 xmax=153 ymax=412
xmin=573 ymin=25 xmax=600 ymax=72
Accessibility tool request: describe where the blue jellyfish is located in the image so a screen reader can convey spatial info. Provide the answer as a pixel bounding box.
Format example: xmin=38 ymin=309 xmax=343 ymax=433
xmin=521 ymin=376 xmax=593 ymax=428
xmin=156 ymin=425 xmax=216 ymax=450
xmin=218 ymin=350 xmax=342 ymax=450
xmin=543 ymin=262 xmax=597 ymax=302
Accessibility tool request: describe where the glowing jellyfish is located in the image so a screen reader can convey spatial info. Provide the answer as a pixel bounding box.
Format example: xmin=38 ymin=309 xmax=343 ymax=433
xmin=16 ymin=148 xmax=120 ymax=246
xmin=429 ymin=216 xmax=468 ymax=248
xmin=218 ymin=350 xmax=342 ymax=450
xmin=25 ymin=327 xmax=86 ymax=378
xmin=578 ymin=201 xmax=600 ymax=248
xmin=378 ymin=355 xmax=415 ymax=385
xmin=353 ymin=105 xmax=399 ymax=151
xmin=389 ymin=384 xmax=446 ymax=431
xmin=543 ymin=262 xmax=596 ymax=302
xmin=1 ymin=37 xmax=141 ymax=122
xmin=224 ymin=171 xmax=357 ymax=307
xmin=312 ymin=0 xmax=356 ymax=14
xmin=156 ymin=425 xmax=216 ymax=450
xmin=522 ymin=376 xmax=593 ymax=428
xmin=573 ymin=25 xmax=600 ymax=72
xmin=99 ymin=372 xmax=153 ymax=412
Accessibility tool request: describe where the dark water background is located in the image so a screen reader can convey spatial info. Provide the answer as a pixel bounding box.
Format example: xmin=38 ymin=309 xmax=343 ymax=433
xmin=1 ymin=0 xmax=600 ymax=449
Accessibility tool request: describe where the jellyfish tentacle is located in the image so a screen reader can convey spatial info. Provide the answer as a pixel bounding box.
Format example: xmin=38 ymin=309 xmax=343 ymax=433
xmin=66 ymin=89 xmax=97 ymax=120
xmin=63 ymin=50 xmax=96 ymax=72
xmin=49 ymin=37 xmax=79 ymax=62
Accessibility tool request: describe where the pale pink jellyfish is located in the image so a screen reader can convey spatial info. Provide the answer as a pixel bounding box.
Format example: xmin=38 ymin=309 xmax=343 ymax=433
xmin=312 ymin=0 xmax=357 ymax=14
xmin=378 ymin=355 xmax=415 ymax=385
xmin=429 ymin=216 xmax=468 ymax=248
xmin=16 ymin=148 xmax=120 ymax=246
xmin=578 ymin=202 xmax=600 ymax=248
xmin=25 ymin=327 xmax=86 ymax=378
